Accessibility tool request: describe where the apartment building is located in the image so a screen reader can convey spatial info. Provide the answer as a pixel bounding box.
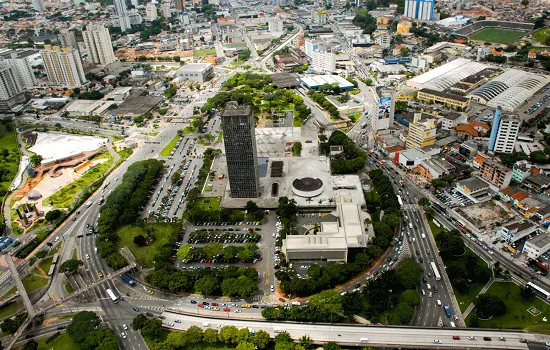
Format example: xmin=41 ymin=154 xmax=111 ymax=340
xmin=0 ymin=50 xmax=37 ymax=89
xmin=406 ymin=113 xmax=437 ymax=149
xmin=114 ymin=0 xmax=132 ymax=32
xmin=312 ymin=50 xmax=336 ymax=72
xmin=480 ymin=159 xmax=512 ymax=189
xmin=83 ymin=24 xmax=117 ymax=66
xmin=488 ymin=106 xmax=521 ymax=154
xmin=41 ymin=45 xmax=87 ymax=88
xmin=0 ymin=63 xmax=27 ymax=112
xmin=146 ymin=2 xmax=158 ymax=20
xmin=311 ymin=10 xmax=327 ymax=25
xmin=59 ymin=29 xmax=78 ymax=50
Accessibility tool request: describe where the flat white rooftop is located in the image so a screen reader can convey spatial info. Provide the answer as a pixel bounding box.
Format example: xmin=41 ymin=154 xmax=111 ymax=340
xmin=29 ymin=132 xmax=108 ymax=165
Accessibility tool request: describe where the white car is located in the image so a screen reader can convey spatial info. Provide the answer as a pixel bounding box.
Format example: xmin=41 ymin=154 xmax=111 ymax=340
xmin=123 ymin=324 xmax=128 ymax=330
xmin=86 ymin=254 xmax=90 ymax=259
xmin=121 ymin=332 xmax=127 ymax=339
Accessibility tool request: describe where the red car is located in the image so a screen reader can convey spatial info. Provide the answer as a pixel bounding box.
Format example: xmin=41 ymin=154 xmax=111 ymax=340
xmin=279 ymin=298 xmax=286 ymax=303
xmin=223 ymin=308 xmax=231 ymax=312
xmin=453 ymin=336 xmax=460 ymax=340
xmin=198 ymin=304 xmax=204 ymax=308
xmin=212 ymin=302 xmax=219 ymax=306
xmin=258 ymin=256 xmax=263 ymax=261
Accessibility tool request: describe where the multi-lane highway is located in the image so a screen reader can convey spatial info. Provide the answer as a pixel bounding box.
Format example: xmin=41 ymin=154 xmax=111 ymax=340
xmin=160 ymin=311 xmax=549 ymax=349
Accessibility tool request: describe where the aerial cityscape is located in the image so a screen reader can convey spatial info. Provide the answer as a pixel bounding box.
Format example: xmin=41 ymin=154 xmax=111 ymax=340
xmin=0 ymin=0 xmax=549 ymax=348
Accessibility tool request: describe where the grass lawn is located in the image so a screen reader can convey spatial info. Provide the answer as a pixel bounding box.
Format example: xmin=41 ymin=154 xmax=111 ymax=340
xmin=0 ymin=122 xmax=20 ymax=206
xmin=216 ymin=132 xmax=223 ymax=143
xmin=0 ymin=287 xmax=17 ymax=301
xmin=116 ymin=223 xmax=179 ymax=268
xmin=196 ymin=197 xmax=221 ymax=211
xmin=231 ymin=60 xmax=245 ymax=66
xmin=534 ymin=27 xmax=550 ymax=44
xmin=160 ymin=135 xmax=181 ymax=156
xmin=65 ymin=282 xmax=74 ymax=294
xmin=140 ymin=132 xmax=159 ymax=137
xmin=38 ymin=257 xmax=53 ymax=275
xmin=193 ymin=49 xmax=216 ymax=56
xmin=22 ymin=273 xmax=49 ymax=294
xmin=465 ymin=282 xmax=550 ymax=333
xmin=0 ymin=301 xmax=20 ymax=319
xmin=145 ymin=331 xmax=235 ymax=350
xmin=45 ymin=151 xmax=113 ymax=209
xmin=183 ymin=126 xmax=196 ymax=134
xmin=428 ymin=219 xmax=444 ymax=237
xmin=456 ymin=283 xmax=485 ymax=313
xmin=72 ymin=248 xmax=77 ymax=260
xmin=36 ymin=332 xmax=80 ymax=350
xmin=469 ymin=28 xmax=527 ymax=44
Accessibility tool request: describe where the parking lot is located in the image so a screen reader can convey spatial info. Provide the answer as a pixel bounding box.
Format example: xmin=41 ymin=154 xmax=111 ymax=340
xmin=435 ymin=188 xmax=474 ymax=209
xmin=144 ymin=135 xmax=203 ymax=220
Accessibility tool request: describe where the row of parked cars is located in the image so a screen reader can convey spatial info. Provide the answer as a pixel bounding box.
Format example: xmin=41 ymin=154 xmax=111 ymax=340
xmin=526 ymin=91 xmax=550 ymax=115
xmin=435 ymin=188 xmax=473 ymax=208
xmin=195 ymin=221 xmax=263 ymax=226
xmin=187 ymin=231 xmax=261 ymax=244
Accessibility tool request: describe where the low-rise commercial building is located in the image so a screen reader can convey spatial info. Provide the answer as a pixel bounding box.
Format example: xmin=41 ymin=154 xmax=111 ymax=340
xmin=523 ymin=233 xmax=550 ymax=260
xmin=524 ymin=174 xmax=550 ymax=194
xmin=500 ymin=221 xmax=538 ymax=243
xmin=417 ymin=88 xmax=469 ymax=109
xmin=175 ymin=63 xmax=213 ymax=83
xmin=454 ymin=177 xmax=492 ymax=203
xmin=282 ymin=196 xmax=366 ymax=263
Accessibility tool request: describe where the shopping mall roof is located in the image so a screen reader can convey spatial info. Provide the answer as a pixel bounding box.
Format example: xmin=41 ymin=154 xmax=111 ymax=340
xmin=300 ymin=75 xmax=355 ymax=90
xmin=468 ymin=69 xmax=550 ymax=111
xmin=407 ymin=58 xmax=488 ymax=90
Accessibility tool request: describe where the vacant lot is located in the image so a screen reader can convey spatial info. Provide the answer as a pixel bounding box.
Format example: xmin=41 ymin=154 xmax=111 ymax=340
xmin=469 ymin=28 xmax=527 ymax=44
xmin=466 ymin=282 xmax=550 ymax=333
xmin=459 ymin=200 xmax=508 ymax=227
xmin=193 ymin=49 xmax=216 ymax=56
xmin=116 ymin=223 xmax=179 ymax=268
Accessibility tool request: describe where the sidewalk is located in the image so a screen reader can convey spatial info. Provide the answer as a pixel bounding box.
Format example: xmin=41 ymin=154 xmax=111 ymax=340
xmin=461 ymin=278 xmax=501 ymax=319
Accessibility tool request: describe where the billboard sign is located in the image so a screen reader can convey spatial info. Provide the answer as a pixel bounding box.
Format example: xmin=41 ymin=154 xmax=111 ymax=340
xmin=378 ymin=96 xmax=391 ymax=120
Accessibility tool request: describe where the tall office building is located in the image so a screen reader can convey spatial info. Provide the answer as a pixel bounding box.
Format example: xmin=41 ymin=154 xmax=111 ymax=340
xmin=59 ymin=29 xmax=78 ymax=50
xmin=114 ymin=0 xmax=132 ymax=32
xmin=488 ymin=106 xmax=521 ymax=154
xmin=146 ymin=2 xmax=158 ymax=20
xmin=41 ymin=45 xmax=87 ymax=88
xmin=406 ymin=113 xmax=437 ymax=149
xmin=0 ymin=50 xmax=37 ymax=89
xmin=32 ymin=0 xmax=46 ymax=12
xmin=221 ymin=103 xmax=260 ymax=198
xmin=0 ymin=63 xmax=27 ymax=112
xmin=404 ymin=0 xmax=435 ymax=21
xmin=372 ymin=87 xmax=395 ymax=131
xmin=82 ymin=24 xmax=117 ymax=66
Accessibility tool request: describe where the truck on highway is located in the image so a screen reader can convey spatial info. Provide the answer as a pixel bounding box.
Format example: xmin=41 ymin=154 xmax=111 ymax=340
xmin=361 ymin=122 xmax=368 ymax=129
xmin=121 ymin=274 xmax=136 ymax=286
xmin=274 ymin=327 xmax=285 ymax=333
xmin=98 ymin=196 xmax=105 ymax=205
xmin=86 ymin=201 xmax=92 ymax=208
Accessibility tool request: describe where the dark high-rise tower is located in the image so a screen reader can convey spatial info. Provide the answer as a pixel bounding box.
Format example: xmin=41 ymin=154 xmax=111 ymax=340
xmin=221 ymin=103 xmax=260 ymax=198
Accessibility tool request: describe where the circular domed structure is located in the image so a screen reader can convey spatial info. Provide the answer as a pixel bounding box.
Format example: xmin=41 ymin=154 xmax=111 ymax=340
xmin=292 ymin=177 xmax=324 ymax=198
xmin=27 ymin=190 xmax=42 ymax=200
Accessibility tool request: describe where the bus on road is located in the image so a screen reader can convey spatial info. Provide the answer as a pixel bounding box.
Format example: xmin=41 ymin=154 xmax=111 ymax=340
xmin=397 ymin=195 xmax=403 ymax=207
xmin=106 ymin=288 xmax=119 ymax=303
xmin=430 ymin=261 xmax=441 ymax=281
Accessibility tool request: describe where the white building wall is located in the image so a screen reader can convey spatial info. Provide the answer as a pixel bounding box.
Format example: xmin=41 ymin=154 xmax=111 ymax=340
xmin=312 ymin=51 xmax=336 ymax=72
xmin=83 ymin=24 xmax=117 ymax=66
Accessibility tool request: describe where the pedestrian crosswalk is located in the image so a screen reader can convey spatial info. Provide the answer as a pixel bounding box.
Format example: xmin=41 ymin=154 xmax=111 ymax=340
xmin=252 ymin=295 xmax=262 ymax=301
xmin=138 ymin=305 xmax=165 ymax=312
xmin=402 ymin=204 xmax=418 ymax=210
